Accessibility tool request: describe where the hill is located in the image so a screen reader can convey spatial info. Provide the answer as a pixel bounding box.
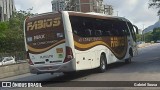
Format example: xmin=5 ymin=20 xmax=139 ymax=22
xmin=143 ymin=20 xmax=160 ymax=33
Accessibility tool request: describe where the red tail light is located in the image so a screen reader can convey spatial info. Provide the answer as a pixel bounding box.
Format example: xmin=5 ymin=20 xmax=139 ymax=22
xmin=28 ymin=59 xmax=34 ymax=65
xmin=63 ymin=46 xmax=73 ymax=63
xmin=26 ymin=51 xmax=34 ymax=65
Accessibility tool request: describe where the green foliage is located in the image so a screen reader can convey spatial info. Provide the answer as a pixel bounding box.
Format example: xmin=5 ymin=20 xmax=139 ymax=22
xmin=152 ymin=27 xmax=160 ymax=42
xmin=149 ymin=0 xmax=160 ymax=15
xmin=136 ymin=34 xmax=142 ymax=42
xmin=0 ymin=22 xmax=9 ymax=31
xmin=0 ymin=22 xmax=9 ymax=38
xmin=0 ymin=9 xmax=33 ymax=53
xmin=144 ymin=32 xmax=153 ymax=42
xmin=139 ymin=28 xmax=160 ymax=43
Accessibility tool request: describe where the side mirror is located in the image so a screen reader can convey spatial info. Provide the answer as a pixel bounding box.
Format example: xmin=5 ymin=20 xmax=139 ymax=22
xmin=133 ymin=25 xmax=139 ymax=34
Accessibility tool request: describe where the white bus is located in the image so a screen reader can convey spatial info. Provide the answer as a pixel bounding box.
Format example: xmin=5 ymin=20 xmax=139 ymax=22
xmin=24 ymin=11 xmax=138 ymax=74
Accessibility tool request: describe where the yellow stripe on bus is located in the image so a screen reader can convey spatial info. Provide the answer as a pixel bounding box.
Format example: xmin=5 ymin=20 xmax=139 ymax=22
xmin=74 ymin=41 xmax=127 ymax=58
xmin=74 ymin=41 xmax=110 ymax=49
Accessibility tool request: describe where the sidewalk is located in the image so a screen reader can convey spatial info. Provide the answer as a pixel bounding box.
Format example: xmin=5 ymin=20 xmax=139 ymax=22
xmin=137 ymin=43 xmax=154 ymax=48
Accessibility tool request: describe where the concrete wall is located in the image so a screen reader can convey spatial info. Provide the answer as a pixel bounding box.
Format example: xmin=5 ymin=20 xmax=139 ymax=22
xmin=0 ymin=62 xmax=29 ymax=79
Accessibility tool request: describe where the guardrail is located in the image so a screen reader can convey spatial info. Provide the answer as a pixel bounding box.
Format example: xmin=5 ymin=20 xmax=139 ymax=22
xmin=0 ymin=62 xmax=29 ymax=79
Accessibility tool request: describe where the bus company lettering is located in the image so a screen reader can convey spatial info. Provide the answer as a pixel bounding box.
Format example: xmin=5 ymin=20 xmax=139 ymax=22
xmin=40 ymin=55 xmax=53 ymax=59
xmin=111 ymin=37 xmax=125 ymax=47
xmin=34 ymin=34 xmax=45 ymax=40
xmin=78 ymin=37 xmax=102 ymax=42
xmin=27 ymin=17 xmax=61 ymax=31
xmin=32 ymin=40 xmax=58 ymax=46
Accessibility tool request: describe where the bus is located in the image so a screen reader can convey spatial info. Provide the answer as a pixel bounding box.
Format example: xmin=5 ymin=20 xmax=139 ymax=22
xmin=24 ymin=11 xmax=138 ymax=74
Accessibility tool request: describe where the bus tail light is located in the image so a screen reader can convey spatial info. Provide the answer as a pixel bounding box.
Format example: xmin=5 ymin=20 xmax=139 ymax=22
xmin=27 ymin=52 xmax=34 ymax=65
xmin=28 ymin=59 xmax=34 ymax=65
xmin=63 ymin=46 xmax=73 ymax=63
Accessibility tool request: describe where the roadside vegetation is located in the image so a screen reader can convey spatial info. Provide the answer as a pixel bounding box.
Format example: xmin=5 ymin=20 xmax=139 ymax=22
xmin=136 ymin=28 xmax=160 ymax=43
xmin=0 ymin=9 xmax=33 ymax=59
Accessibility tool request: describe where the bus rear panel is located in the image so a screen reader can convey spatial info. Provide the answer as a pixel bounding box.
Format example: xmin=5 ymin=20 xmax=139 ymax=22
xmin=24 ymin=12 xmax=75 ymax=74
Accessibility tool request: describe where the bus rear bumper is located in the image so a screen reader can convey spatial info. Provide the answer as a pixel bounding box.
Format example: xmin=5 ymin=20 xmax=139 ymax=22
xmin=29 ymin=61 xmax=76 ymax=74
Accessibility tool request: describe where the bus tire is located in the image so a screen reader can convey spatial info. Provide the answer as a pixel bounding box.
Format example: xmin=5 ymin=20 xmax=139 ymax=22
xmin=125 ymin=48 xmax=133 ymax=64
xmin=98 ymin=54 xmax=106 ymax=73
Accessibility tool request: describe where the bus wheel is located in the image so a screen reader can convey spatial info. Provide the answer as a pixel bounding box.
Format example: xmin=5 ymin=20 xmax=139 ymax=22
xmin=98 ymin=55 xmax=106 ymax=73
xmin=125 ymin=57 xmax=131 ymax=64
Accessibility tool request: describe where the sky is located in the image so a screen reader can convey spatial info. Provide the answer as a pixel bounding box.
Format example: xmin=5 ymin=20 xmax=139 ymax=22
xmin=14 ymin=0 xmax=159 ymax=30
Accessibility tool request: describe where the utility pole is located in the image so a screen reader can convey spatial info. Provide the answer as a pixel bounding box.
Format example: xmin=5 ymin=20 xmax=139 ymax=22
xmin=142 ymin=24 xmax=145 ymax=42
xmin=116 ymin=11 xmax=119 ymax=16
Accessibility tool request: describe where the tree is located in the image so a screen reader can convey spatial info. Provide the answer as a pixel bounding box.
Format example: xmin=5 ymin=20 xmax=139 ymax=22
xmin=9 ymin=8 xmax=34 ymax=31
xmin=136 ymin=34 xmax=142 ymax=42
xmin=149 ymin=0 xmax=160 ymax=15
xmin=0 ymin=21 xmax=9 ymax=38
xmin=0 ymin=9 xmax=33 ymax=53
xmin=152 ymin=27 xmax=160 ymax=42
xmin=144 ymin=32 xmax=153 ymax=42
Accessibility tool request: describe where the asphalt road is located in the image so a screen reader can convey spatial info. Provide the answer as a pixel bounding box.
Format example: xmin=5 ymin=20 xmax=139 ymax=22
xmin=1 ymin=43 xmax=160 ymax=90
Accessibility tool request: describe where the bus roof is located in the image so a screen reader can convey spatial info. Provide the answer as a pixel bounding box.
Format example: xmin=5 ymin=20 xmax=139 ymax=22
xmin=66 ymin=11 xmax=131 ymax=23
xmin=26 ymin=11 xmax=131 ymax=23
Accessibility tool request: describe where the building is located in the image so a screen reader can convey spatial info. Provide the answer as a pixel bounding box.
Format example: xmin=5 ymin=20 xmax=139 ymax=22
xmin=51 ymin=0 xmax=113 ymax=15
xmin=103 ymin=4 xmax=113 ymax=15
xmin=0 ymin=0 xmax=16 ymax=21
xmin=51 ymin=0 xmax=71 ymax=12
xmin=77 ymin=0 xmax=103 ymax=13
xmin=138 ymin=29 xmax=143 ymax=34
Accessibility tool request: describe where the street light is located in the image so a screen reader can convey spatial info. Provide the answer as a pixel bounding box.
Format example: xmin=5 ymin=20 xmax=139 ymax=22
xmin=142 ymin=24 xmax=145 ymax=43
xmin=116 ymin=11 xmax=119 ymax=16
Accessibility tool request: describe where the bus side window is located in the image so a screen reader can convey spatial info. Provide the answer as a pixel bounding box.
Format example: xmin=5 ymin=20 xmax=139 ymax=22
xmin=111 ymin=28 xmax=118 ymax=36
xmin=85 ymin=29 xmax=92 ymax=37
xmin=73 ymin=29 xmax=78 ymax=34
xmin=95 ymin=30 xmax=102 ymax=37
xmin=124 ymin=29 xmax=130 ymax=36
xmin=104 ymin=31 xmax=112 ymax=36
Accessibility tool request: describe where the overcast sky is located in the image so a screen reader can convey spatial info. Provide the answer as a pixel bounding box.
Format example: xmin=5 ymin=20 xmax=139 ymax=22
xmin=15 ymin=0 xmax=159 ymax=29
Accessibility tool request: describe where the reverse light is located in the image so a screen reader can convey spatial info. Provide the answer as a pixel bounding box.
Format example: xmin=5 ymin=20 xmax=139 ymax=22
xmin=63 ymin=46 xmax=73 ymax=63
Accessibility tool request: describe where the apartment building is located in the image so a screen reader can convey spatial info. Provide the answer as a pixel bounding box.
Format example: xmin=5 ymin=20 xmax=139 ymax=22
xmin=0 ymin=0 xmax=16 ymax=21
xmin=51 ymin=0 xmax=71 ymax=12
xmin=51 ymin=0 xmax=113 ymax=15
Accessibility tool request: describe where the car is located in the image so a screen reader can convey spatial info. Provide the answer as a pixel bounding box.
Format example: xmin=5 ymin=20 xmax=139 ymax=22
xmin=156 ymin=40 xmax=160 ymax=43
xmin=0 ymin=57 xmax=16 ymax=66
